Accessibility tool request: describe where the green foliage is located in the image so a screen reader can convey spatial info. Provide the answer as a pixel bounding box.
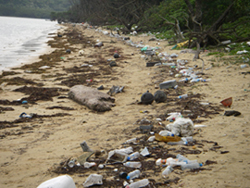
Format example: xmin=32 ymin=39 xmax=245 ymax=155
xmin=0 ymin=0 xmax=71 ymax=18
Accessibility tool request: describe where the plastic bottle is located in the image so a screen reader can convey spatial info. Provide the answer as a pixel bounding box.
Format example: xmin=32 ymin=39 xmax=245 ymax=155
xmin=190 ymin=78 xmax=201 ymax=83
xmin=159 ymin=130 xmax=175 ymax=137
xmin=201 ymin=78 xmax=211 ymax=82
xmin=155 ymin=158 xmax=167 ymax=166
xmin=176 ymin=154 xmax=189 ymax=162
xmin=125 ymin=179 xmax=149 ymax=188
xmin=167 ymin=141 xmax=188 ymax=145
xmin=181 ymin=136 xmax=193 ymax=142
xmin=181 ymin=162 xmax=202 ymax=170
xmin=123 ymin=162 xmax=142 ymax=168
xmin=177 ymin=94 xmax=188 ymax=99
xmin=178 ymin=78 xmax=189 ymax=82
xmin=124 ymin=138 xmax=137 ymax=144
xmin=162 ymin=166 xmax=173 ymax=178
xmin=127 ymin=152 xmax=140 ymax=160
xmin=166 ymin=158 xmax=187 ymax=167
xmin=126 ymin=169 xmax=140 ymax=180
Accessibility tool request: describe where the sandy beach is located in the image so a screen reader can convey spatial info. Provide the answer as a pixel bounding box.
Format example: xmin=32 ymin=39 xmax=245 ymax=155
xmin=0 ymin=23 xmax=249 ymax=188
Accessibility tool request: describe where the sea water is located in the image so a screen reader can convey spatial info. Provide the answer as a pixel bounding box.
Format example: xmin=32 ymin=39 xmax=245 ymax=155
xmin=0 ymin=16 xmax=59 ymax=71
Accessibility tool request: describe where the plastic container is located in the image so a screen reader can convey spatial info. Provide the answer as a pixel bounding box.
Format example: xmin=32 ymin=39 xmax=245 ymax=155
xmin=181 ymin=162 xmax=202 ymax=170
xmin=127 ymin=152 xmax=140 ymax=160
xmin=162 ymin=166 xmax=173 ymax=178
xmin=126 ymin=169 xmax=140 ymax=180
xmin=123 ymin=162 xmax=142 ymax=168
xmin=37 ymin=175 xmax=76 ymax=188
xmin=125 ymin=179 xmax=149 ymax=188
xmin=177 ymin=94 xmax=188 ymax=99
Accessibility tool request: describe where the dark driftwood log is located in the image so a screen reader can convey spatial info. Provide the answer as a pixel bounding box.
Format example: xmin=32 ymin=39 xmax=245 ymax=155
xmin=68 ymin=85 xmax=115 ymax=112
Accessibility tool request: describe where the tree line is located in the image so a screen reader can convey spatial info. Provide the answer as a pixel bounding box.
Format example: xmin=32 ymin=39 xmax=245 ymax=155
xmin=0 ymin=0 xmax=71 ymax=18
xmin=52 ymin=0 xmax=250 ymax=47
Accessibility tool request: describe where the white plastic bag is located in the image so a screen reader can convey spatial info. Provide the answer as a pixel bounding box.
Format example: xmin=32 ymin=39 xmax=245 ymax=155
xmin=166 ymin=117 xmax=194 ymax=136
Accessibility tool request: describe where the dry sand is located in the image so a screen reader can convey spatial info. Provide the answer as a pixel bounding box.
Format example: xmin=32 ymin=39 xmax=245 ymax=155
xmin=0 ymin=24 xmax=249 ymax=188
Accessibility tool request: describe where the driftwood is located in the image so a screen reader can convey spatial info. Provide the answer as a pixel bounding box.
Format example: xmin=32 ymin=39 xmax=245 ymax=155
xmin=68 ymin=85 xmax=115 ymax=112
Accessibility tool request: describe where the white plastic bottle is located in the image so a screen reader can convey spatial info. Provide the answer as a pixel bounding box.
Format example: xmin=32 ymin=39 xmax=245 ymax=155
xmin=155 ymin=158 xmax=167 ymax=166
xmin=162 ymin=166 xmax=173 ymax=178
xmin=177 ymin=94 xmax=188 ymax=99
xmin=125 ymin=179 xmax=149 ymax=188
xmin=123 ymin=162 xmax=142 ymax=168
xmin=127 ymin=152 xmax=140 ymax=160
xmin=166 ymin=158 xmax=186 ymax=167
xmin=126 ymin=169 xmax=140 ymax=180
xmin=181 ymin=162 xmax=202 ymax=170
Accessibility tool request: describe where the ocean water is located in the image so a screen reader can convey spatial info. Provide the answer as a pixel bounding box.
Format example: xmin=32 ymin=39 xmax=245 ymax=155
xmin=0 ymin=16 xmax=59 ymax=71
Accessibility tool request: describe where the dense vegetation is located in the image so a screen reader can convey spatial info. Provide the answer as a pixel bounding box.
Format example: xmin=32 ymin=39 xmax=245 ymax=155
xmin=52 ymin=0 xmax=250 ymax=48
xmin=0 ymin=0 xmax=71 ymax=18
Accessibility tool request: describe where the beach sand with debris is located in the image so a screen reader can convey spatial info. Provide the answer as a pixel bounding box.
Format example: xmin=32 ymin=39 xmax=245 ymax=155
xmin=0 ymin=24 xmax=249 ymax=188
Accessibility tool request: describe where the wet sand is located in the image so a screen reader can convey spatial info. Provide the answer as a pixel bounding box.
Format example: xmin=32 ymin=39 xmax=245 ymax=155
xmin=0 ymin=24 xmax=249 ymax=188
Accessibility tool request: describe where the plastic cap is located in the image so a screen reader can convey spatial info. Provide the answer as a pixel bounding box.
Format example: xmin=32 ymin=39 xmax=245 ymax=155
xmin=126 ymin=176 xmax=130 ymax=180
xmin=199 ymin=163 xmax=203 ymax=167
xmin=127 ymin=157 xmax=131 ymax=160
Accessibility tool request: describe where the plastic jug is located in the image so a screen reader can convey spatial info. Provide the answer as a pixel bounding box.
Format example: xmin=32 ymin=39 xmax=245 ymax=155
xmin=37 ymin=175 xmax=76 ymax=188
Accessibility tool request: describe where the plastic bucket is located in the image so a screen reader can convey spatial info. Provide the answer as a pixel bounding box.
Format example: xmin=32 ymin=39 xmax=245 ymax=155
xmin=37 ymin=175 xmax=76 ymax=188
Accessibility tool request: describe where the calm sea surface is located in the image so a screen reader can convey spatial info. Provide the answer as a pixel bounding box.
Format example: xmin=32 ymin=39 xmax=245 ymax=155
xmin=0 ymin=16 xmax=59 ymax=71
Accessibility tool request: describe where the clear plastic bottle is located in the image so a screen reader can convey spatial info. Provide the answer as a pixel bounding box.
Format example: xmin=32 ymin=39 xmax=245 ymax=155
xmin=166 ymin=158 xmax=186 ymax=167
xmin=190 ymin=78 xmax=201 ymax=83
xmin=125 ymin=179 xmax=149 ymax=188
xmin=162 ymin=166 xmax=173 ymax=178
xmin=127 ymin=152 xmax=140 ymax=160
xmin=176 ymin=154 xmax=189 ymax=162
xmin=126 ymin=169 xmax=140 ymax=180
xmin=123 ymin=162 xmax=142 ymax=168
xmin=178 ymin=78 xmax=189 ymax=82
xmin=167 ymin=141 xmax=187 ymax=145
xmin=177 ymin=94 xmax=188 ymax=99
xmin=181 ymin=136 xmax=193 ymax=142
xmin=159 ymin=130 xmax=175 ymax=137
xmin=201 ymin=78 xmax=211 ymax=82
xmin=124 ymin=138 xmax=137 ymax=144
xmin=181 ymin=162 xmax=202 ymax=170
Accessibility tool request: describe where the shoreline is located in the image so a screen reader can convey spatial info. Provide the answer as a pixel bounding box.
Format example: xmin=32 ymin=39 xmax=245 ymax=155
xmin=0 ymin=23 xmax=249 ymax=188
